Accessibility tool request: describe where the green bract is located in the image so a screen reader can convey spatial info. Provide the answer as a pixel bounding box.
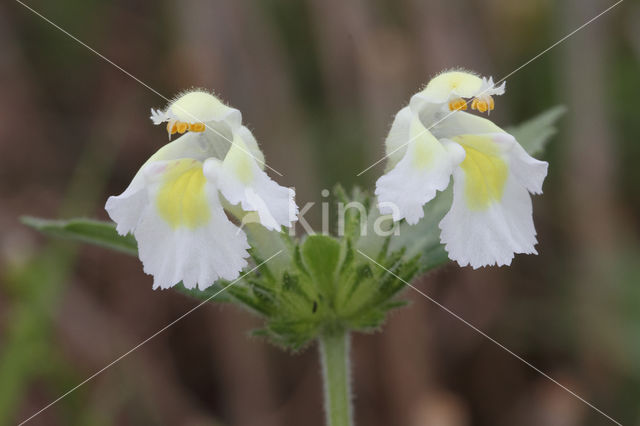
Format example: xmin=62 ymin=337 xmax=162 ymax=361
xmin=238 ymin=188 xmax=422 ymax=349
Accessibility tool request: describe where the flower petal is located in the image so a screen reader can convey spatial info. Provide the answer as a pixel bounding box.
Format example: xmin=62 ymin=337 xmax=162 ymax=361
xmin=438 ymin=133 xmax=547 ymax=268
xmin=493 ymin=133 xmax=548 ymax=194
xmin=169 ymin=91 xmax=242 ymax=129
xmin=234 ymin=125 xmax=265 ymax=170
xmin=413 ymin=70 xmax=483 ymax=104
xmin=428 ymin=110 xmax=503 ymax=140
xmin=439 ymin=170 xmax=539 ymax=268
xmin=106 ymin=133 xmax=208 ymax=234
xmin=203 ymin=133 xmax=297 ymax=231
xmin=105 ymin=172 xmax=148 ymax=235
xmin=453 ymin=131 xmax=548 ymax=197
xmin=375 ymin=116 xmax=465 ymax=225
xmin=135 ymin=159 xmax=250 ymax=289
xmin=384 ymin=106 xmax=413 ymax=170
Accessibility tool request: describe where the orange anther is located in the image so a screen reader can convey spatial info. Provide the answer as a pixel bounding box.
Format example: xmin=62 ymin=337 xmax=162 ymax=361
xmin=167 ymin=122 xmax=178 ymax=135
xmin=448 ymin=98 xmax=468 ymax=111
xmin=176 ymin=122 xmax=188 ymax=134
xmin=189 ymin=122 xmax=206 ymax=132
xmin=471 ymin=96 xmax=494 ymax=114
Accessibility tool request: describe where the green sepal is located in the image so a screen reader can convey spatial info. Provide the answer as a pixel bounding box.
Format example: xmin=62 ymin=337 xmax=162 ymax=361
xmin=300 ymin=235 xmax=341 ymax=298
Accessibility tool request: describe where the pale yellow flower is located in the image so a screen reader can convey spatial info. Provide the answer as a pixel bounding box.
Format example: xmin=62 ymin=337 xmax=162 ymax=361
xmin=107 ymin=91 xmax=298 ymax=289
xmin=376 ymin=70 xmax=547 ymax=268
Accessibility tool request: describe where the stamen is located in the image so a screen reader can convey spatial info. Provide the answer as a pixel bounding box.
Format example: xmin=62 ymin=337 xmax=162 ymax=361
xmin=448 ymin=98 xmax=468 ymax=111
xmin=166 ymin=121 xmax=206 ymax=139
xmin=176 ymin=122 xmax=188 ymax=134
xmin=189 ymin=122 xmax=206 ymax=132
xmin=471 ymin=96 xmax=494 ymax=113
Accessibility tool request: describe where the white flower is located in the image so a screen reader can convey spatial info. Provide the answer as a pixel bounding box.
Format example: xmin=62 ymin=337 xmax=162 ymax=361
xmin=375 ymin=69 xmax=548 ymax=268
xmin=106 ymin=90 xmax=298 ymax=289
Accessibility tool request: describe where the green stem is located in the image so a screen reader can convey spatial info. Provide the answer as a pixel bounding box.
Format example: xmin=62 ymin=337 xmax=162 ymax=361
xmin=319 ymin=330 xmax=353 ymax=426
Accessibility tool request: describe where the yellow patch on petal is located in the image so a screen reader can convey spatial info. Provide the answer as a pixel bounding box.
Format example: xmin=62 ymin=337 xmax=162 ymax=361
xmin=453 ymin=135 xmax=508 ymax=210
xmin=156 ymin=160 xmax=210 ymax=229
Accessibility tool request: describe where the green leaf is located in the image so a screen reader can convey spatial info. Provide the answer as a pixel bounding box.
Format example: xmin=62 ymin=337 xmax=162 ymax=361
xmin=21 ymin=217 xmax=137 ymax=256
xmin=507 ymin=105 xmax=566 ymax=156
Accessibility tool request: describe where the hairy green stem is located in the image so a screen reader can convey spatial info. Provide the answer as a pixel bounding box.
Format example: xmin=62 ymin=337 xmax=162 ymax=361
xmin=319 ymin=330 xmax=353 ymax=426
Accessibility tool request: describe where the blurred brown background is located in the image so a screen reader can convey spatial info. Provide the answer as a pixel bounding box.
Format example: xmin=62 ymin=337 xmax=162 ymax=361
xmin=1 ymin=0 xmax=640 ymax=425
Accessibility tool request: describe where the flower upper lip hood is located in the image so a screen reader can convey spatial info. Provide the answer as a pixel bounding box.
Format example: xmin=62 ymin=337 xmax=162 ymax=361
xmin=106 ymin=90 xmax=298 ymax=290
xmin=411 ymin=70 xmax=506 ymax=115
xmin=375 ymin=69 xmax=548 ymax=269
xmin=151 ymin=90 xmax=243 ymax=139
xmin=167 ymin=91 xmax=242 ymax=125
xmin=415 ymin=70 xmax=485 ymax=104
